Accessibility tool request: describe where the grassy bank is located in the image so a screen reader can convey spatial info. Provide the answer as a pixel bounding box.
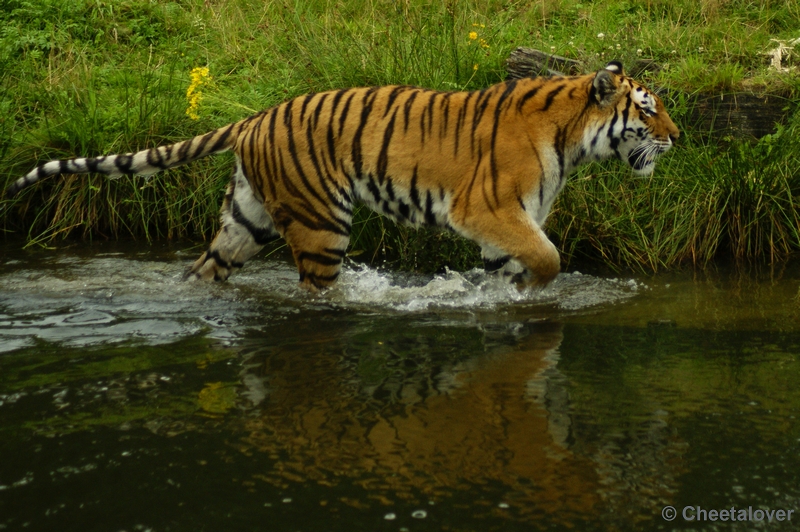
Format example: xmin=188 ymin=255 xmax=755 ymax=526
xmin=1 ymin=0 xmax=799 ymax=272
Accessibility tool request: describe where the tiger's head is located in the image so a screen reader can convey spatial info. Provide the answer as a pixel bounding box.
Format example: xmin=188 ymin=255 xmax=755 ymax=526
xmin=592 ymin=61 xmax=679 ymax=176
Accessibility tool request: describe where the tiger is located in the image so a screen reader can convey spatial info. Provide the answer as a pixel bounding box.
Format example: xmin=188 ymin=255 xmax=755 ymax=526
xmin=6 ymin=61 xmax=678 ymax=291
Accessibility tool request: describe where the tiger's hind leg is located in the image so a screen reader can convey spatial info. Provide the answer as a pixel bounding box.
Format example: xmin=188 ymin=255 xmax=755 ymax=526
xmin=275 ymin=210 xmax=352 ymax=291
xmin=186 ymin=160 xmax=279 ymax=282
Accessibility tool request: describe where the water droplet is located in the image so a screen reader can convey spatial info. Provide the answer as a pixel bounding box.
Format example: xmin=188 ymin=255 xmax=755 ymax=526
xmin=498 ymin=502 xmax=510 ymax=508
xmin=282 ymin=498 xmax=292 ymax=503
xmin=384 ymin=513 xmax=396 ymax=520
xmin=411 ymin=510 xmax=427 ymax=519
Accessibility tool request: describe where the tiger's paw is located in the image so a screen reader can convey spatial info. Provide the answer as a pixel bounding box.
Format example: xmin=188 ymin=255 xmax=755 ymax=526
xmin=184 ymin=250 xmax=239 ymax=282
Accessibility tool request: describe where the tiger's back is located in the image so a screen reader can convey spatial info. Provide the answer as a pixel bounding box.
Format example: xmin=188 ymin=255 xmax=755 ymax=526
xmin=8 ymin=62 xmax=679 ymax=291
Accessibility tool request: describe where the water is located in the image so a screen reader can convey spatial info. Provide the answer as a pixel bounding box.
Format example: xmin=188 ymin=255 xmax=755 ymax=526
xmin=1 ymin=241 xmax=799 ymax=531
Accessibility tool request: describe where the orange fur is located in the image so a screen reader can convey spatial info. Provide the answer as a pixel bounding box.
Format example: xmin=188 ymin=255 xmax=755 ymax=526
xmin=10 ymin=62 xmax=678 ymax=290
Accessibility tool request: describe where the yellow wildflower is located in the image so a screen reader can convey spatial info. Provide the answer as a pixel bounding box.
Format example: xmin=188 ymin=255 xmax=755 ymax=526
xmin=473 ymin=63 xmax=479 ymax=71
xmin=186 ymin=66 xmax=212 ymax=120
xmin=468 ymin=31 xmax=478 ymax=40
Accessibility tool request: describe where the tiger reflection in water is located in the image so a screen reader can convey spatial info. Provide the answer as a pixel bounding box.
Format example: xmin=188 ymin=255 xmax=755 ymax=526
xmin=230 ymin=320 xmax=683 ymax=525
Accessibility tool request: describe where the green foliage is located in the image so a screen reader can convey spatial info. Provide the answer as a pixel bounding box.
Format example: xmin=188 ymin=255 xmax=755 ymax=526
xmin=1 ymin=0 xmax=799 ymax=273
xmin=549 ymin=113 xmax=800 ymax=270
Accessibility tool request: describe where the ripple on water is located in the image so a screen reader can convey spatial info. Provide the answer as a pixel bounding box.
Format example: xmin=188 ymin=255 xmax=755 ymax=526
xmin=0 ymin=253 xmax=642 ymax=351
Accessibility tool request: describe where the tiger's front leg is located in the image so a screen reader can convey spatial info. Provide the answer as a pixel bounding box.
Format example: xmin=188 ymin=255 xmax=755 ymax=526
xmin=186 ymin=161 xmax=279 ymax=282
xmin=460 ymin=208 xmax=561 ymax=289
xmin=481 ymin=244 xmax=530 ymax=285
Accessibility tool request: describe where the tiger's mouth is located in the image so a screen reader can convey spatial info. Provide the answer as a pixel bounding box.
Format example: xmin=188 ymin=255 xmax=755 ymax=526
xmin=627 ymin=139 xmax=671 ymax=174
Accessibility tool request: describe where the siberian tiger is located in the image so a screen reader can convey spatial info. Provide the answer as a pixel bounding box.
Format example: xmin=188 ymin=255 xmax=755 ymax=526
xmin=7 ymin=61 xmax=678 ymax=290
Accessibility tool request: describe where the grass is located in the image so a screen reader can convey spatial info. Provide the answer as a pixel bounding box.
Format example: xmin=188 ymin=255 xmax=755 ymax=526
xmin=1 ymin=0 xmax=799 ymax=272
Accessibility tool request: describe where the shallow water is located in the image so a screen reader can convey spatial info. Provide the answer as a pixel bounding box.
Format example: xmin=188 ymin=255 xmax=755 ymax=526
xmin=1 ymin=241 xmax=799 ymax=531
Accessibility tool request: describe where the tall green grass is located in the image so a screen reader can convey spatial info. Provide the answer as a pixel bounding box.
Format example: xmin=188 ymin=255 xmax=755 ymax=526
xmin=1 ymin=0 xmax=799 ymax=272
xmin=551 ymin=113 xmax=800 ymax=271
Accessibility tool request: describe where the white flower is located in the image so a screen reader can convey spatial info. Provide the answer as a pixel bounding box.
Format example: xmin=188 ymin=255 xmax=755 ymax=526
xmin=637 ymin=48 xmax=643 ymax=55
xmin=597 ymin=33 xmax=605 ymax=39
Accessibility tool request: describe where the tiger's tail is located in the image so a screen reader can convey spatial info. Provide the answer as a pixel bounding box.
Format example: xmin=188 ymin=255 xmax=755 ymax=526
xmin=5 ymin=120 xmax=244 ymax=199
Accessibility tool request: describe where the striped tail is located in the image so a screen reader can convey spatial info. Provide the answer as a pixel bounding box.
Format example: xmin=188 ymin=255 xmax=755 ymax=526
xmin=5 ymin=122 xmax=241 ymax=199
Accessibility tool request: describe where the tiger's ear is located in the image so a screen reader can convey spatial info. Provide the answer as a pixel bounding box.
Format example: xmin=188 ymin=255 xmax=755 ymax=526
xmin=593 ymin=62 xmax=624 ymax=106
xmin=604 ymin=61 xmax=624 ymax=75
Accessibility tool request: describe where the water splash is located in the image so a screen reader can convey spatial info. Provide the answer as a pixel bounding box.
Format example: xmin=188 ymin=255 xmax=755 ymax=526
xmin=0 ymin=250 xmax=642 ymax=351
xmin=326 ymin=263 xmax=641 ymax=312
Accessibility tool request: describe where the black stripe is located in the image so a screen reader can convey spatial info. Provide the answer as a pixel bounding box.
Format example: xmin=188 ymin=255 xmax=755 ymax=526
xmin=209 ymin=250 xmax=231 ymax=269
xmin=366 ymin=175 xmax=381 ymax=203
xmin=607 ymin=109 xmax=619 ymax=139
xmin=330 ymin=89 xmax=346 ymax=116
xmin=146 ymin=148 xmax=168 ymax=170
xmin=541 ymin=84 xmax=566 ymax=111
xmin=483 ymin=255 xmax=511 ymax=272
xmin=303 ymin=109 xmax=352 ymax=214
xmin=297 ymin=251 xmax=344 ymax=267
xmin=426 ymin=92 xmax=436 ymax=137
xmin=163 ymin=144 xmax=174 ymax=164
xmin=398 ymin=201 xmax=410 ymax=220
xmin=283 ymin=99 xmax=345 ymax=224
xmin=300 ymin=93 xmax=316 ymax=123
xmin=312 ymin=93 xmax=328 ymax=128
xmin=516 ymin=86 xmax=541 ymax=111
xmin=248 ymin=114 xmax=269 ymax=194
xmin=621 ymin=93 xmax=632 ymax=130
xmin=554 ymin=126 xmax=567 ymax=178
xmin=471 ymin=87 xmax=492 ymax=136
xmin=115 ymin=155 xmax=133 ymax=173
xmin=177 ymin=137 xmax=193 ymax=160
xmin=488 ymin=81 xmax=518 ymax=205
xmin=323 ymin=247 xmax=346 ymax=257
xmin=350 ymin=87 xmax=379 ymax=179
xmin=386 ymin=178 xmax=397 ymax=201
xmin=243 ymin=115 xmax=260 ymax=186
xmin=280 ymin=203 xmax=351 ymax=237
xmin=231 ymin=200 xmax=279 ymax=246
xmin=191 ymin=130 xmax=214 ymax=159
xmin=409 ymin=166 xmax=421 ymax=210
xmin=209 ymin=124 xmax=234 ymax=153
xmin=376 ymin=108 xmax=397 ymax=185
xmin=402 ymin=90 xmax=419 ymax=132
xmin=383 ymin=86 xmax=407 ymax=118
xmin=424 ymin=191 xmax=436 ymax=225
xmin=337 ymin=91 xmax=356 ymax=136
xmin=440 ymin=92 xmax=452 ymax=138
xmin=325 ymin=123 xmax=337 ymax=172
